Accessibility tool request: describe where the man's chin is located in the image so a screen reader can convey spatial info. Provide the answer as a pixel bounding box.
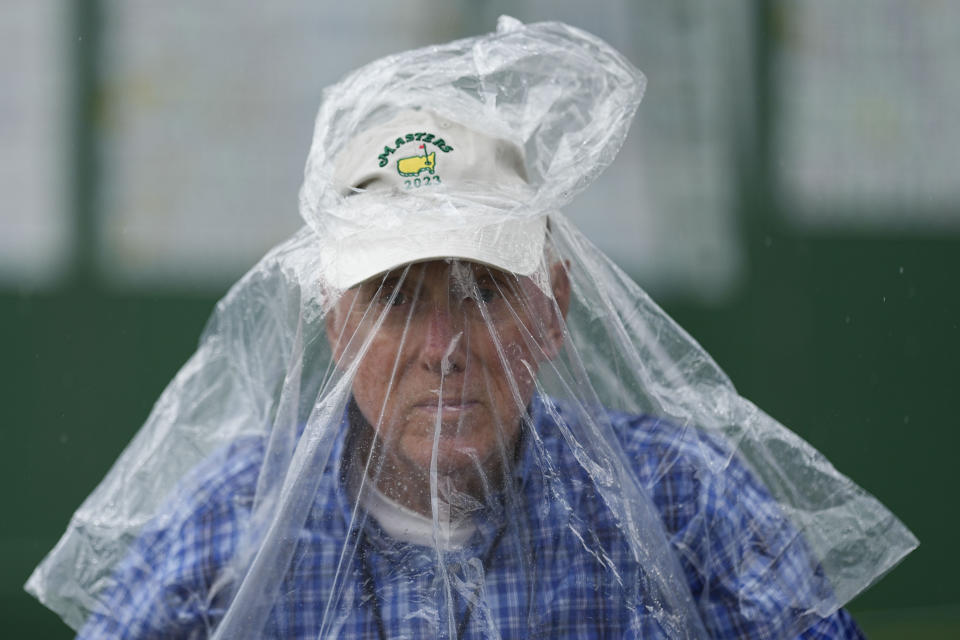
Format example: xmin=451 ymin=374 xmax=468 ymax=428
xmin=395 ymin=438 xmax=499 ymax=479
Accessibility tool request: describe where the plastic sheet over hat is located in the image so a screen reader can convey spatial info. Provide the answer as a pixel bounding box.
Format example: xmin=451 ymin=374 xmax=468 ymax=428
xmin=27 ymin=17 xmax=916 ymax=639
xmin=300 ymin=15 xmax=645 ymax=293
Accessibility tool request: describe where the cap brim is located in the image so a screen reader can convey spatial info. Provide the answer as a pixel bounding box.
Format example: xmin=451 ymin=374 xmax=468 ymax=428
xmin=324 ymin=216 xmax=547 ymax=289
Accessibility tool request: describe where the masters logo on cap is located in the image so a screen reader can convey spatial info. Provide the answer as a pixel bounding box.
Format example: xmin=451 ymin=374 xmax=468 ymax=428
xmin=370 ymin=129 xmax=455 ymax=188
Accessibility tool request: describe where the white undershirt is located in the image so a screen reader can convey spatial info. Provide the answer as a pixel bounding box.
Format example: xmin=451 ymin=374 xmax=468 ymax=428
xmin=357 ymin=480 xmax=477 ymax=549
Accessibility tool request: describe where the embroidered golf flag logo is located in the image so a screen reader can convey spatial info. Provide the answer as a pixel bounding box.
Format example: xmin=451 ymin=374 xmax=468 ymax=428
xmin=397 ymin=144 xmax=436 ymax=177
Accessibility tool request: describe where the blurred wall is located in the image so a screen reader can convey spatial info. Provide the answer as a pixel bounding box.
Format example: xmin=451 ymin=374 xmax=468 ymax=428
xmin=2 ymin=1 xmax=958 ymax=637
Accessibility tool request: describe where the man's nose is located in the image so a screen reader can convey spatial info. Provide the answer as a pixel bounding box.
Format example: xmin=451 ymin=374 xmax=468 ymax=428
xmin=419 ymin=304 xmax=466 ymax=374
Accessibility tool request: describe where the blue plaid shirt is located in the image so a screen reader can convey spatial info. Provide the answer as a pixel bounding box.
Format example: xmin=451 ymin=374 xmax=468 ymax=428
xmin=78 ymin=398 xmax=864 ymax=639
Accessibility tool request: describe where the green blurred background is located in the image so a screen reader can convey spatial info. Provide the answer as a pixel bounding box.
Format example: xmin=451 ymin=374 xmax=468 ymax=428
xmin=3 ymin=1 xmax=958 ymax=637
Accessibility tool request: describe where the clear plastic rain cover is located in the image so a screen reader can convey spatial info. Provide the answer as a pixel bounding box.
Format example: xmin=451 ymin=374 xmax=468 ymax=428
xmin=28 ymin=17 xmax=916 ymax=640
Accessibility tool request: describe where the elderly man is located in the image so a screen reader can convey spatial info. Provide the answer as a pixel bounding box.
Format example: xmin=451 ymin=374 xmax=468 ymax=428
xmin=320 ymin=110 xmax=571 ymax=545
xmin=29 ymin=18 xmax=913 ymax=640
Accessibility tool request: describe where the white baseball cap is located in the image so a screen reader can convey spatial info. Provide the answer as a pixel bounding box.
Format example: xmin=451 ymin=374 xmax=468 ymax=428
xmin=318 ymin=109 xmax=548 ymax=290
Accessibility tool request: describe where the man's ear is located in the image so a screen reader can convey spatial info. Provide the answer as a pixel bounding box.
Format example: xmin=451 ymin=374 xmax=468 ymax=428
xmin=543 ymin=260 xmax=571 ymax=359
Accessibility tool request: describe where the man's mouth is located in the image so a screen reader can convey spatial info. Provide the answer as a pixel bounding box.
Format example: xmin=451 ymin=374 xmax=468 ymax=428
xmin=414 ymin=399 xmax=479 ymax=414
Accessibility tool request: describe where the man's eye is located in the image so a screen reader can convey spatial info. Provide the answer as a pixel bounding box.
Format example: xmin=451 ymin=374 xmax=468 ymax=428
xmin=380 ymin=290 xmax=409 ymax=306
xmin=477 ymin=287 xmax=497 ymax=303
xmin=469 ymin=286 xmax=498 ymax=304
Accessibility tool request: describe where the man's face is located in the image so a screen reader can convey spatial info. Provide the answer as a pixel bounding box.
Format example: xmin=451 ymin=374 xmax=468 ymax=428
xmin=327 ymin=260 xmax=569 ymax=493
